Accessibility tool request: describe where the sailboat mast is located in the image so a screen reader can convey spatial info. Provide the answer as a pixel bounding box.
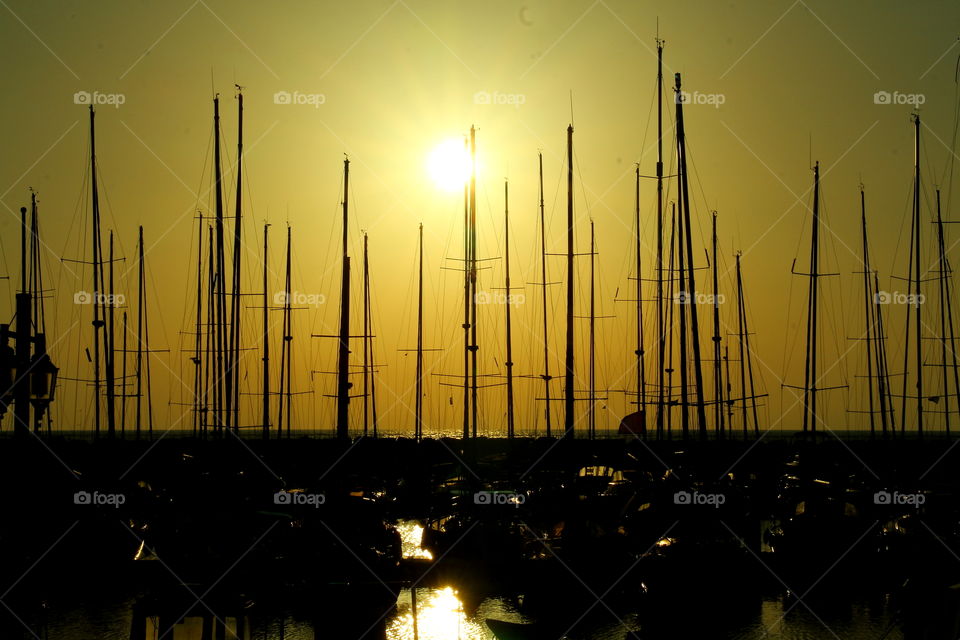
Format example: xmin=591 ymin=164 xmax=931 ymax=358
xmin=366 ymin=233 xmax=378 ymax=438
xmin=205 ymin=225 xmax=214 ymax=437
xmin=277 ymin=226 xmax=292 ymax=438
xmin=504 ymin=181 xmax=515 ymax=438
xmin=711 ymin=212 xmax=724 ymax=435
xmin=463 ymin=136 xmax=470 ymax=440
xmin=416 ymin=224 xmax=424 ymax=440
xmin=674 ymin=73 xmax=708 ymax=436
xmin=666 ymin=204 xmax=676 ymax=436
xmin=143 ymin=229 xmax=154 ymax=437
xmin=860 ymin=187 xmax=876 ymax=435
xmin=913 ymin=114 xmax=923 ymax=434
xmin=107 ymin=231 xmax=116 ymax=437
xmin=336 ymin=158 xmax=351 ymax=440
xmin=194 ymin=214 xmax=204 ymax=436
xmin=935 ymin=189 xmax=957 ymax=435
xmin=736 ymin=253 xmax=748 ymax=435
xmin=590 ymin=220 xmax=596 ymax=439
xmin=469 ymin=126 xmax=478 ymax=438
xmin=635 ymin=166 xmax=646 ymax=434
xmin=121 ymin=310 xmax=127 ymax=435
xmin=802 ymin=162 xmax=821 ymax=433
xmin=229 ymin=89 xmax=244 ymax=432
xmin=89 ymin=106 xmax=103 ymax=437
xmin=136 ymin=228 xmax=144 ymax=436
xmin=875 ymin=270 xmax=894 ymax=433
xmin=656 ymin=37 xmax=665 ymax=438
xmin=363 ymin=232 xmax=370 ymax=437
xmin=564 ymin=124 xmax=576 ymax=439
xmin=539 ymin=153 xmax=552 ymax=437
xmin=262 ymin=224 xmax=270 ymax=439
xmin=213 ymin=96 xmax=226 ymax=433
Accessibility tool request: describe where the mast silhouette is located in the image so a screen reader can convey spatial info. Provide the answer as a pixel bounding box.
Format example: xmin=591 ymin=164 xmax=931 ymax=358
xmin=193 ymin=214 xmax=204 ymax=436
xmin=802 ymin=162 xmax=822 ymax=433
xmin=107 ymin=231 xmax=116 ymax=437
xmin=228 ymin=88 xmax=244 ymax=433
xmin=88 ymin=106 xmax=105 ymax=437
xmin=538 ymin=153 xmax=553 ymax=437
xmin=673 ymin=73 xmax=707 ymax=436
xmin=711 ymin=212 xmax=724 ymax=435
xmin=462 ymin=136 xmax=470 ymax=439
xmin=504 ymin=181 xmax=515 ymax=438
xmin=262 ymin=223 xmax=270 ymax=439
xmin=859 ymin=187 xmax=877 ymax=435
xmin=912 ymin=114 xmax=923 ymax=434
xmin=590 ymin=220 xmax=597 ymax=439
xmin=212 ymin=96 xmax=227 ymax=434
xmin=416 ymin=224 xmax=424 ymax=440
xmin=564 ymin=124 xmax=576 ymax=439
xmin=935 ymin=188 xmax=960 ymax=435
xmin=469 ymin=127 xmax=479 ymax=438
xmin=656 ymin=37 xmax=666 ymax=438
xmin=278 ymin=226 xmax=292 ymax=438
xmin=735 ymin=253 xmax=760 ymax=436
xmin=363 ymin=232 xmax=370 ymax=437
xmin=364 ymin=232 xmax=379 ymax=437
xmin=135 ymin=228 xmax=143 ymax=436
xmin=336 ymin=157 xmax=351 ymax=440
xmin=634 ymin=165 xmax=646 ymax=435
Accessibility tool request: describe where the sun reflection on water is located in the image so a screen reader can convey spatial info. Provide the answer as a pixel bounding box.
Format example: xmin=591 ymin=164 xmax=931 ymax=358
xmin=396 ymin=519 xmax=434 ymax=560
xmin=386 ymin=586 xmax=485 ymax=640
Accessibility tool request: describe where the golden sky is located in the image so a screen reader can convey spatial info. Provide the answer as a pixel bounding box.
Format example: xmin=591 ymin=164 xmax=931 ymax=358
xmin=1 ymin=0 xmax=959 ymax=435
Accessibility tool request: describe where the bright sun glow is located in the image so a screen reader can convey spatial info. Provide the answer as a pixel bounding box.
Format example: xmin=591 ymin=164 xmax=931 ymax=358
xmin=426 ymin=138 xmax=471 ymax=192
xmin=386 ymin=586 xmax=484 ymax=640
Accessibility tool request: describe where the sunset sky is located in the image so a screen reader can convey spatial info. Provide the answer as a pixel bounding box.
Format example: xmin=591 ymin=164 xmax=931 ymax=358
xmin=1 ymin=0 xmax=959 ymax=435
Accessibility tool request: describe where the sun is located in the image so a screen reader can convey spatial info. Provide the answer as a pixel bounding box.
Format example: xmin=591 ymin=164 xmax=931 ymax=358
xmin=426 ymin=138 xmax=471 ymax=192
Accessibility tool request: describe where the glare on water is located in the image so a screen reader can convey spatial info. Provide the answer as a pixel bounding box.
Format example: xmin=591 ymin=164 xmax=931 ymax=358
xmin=387 ymin=586 xmax=485 ymax=640
xmin=396 ymin=519 xmax=434 ymax=560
